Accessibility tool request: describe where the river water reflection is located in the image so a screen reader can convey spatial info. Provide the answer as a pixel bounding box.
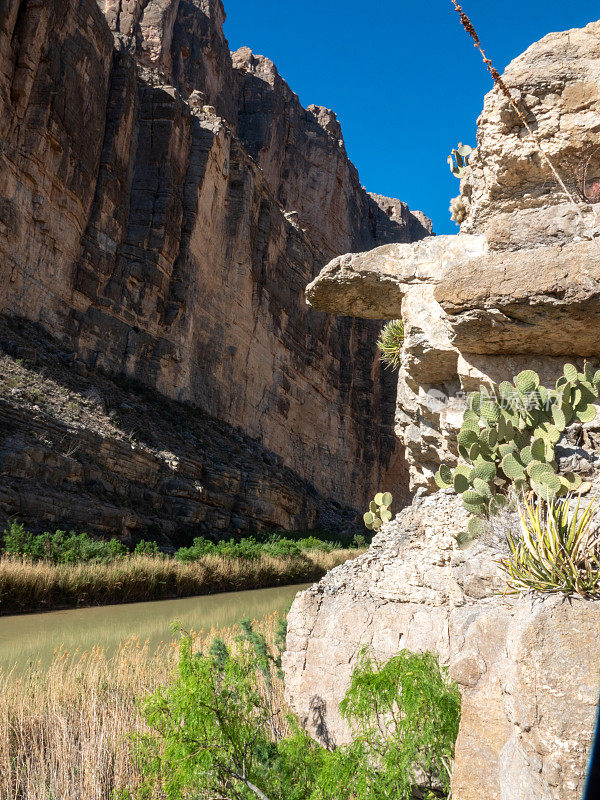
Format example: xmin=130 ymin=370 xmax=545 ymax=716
xmin=0 ymin=584 xmax=308 ymax=671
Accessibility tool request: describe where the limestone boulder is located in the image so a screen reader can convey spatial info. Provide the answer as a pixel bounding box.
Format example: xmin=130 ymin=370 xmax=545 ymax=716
xmin=435 ymin=239 xmax=600 ymax=356
xmin=283 ymin=495 xmax=600 ymax=800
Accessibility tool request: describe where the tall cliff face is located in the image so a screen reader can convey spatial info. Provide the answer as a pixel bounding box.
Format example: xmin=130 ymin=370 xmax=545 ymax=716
xmin=0 ymin=0 xmax=429 ymax=537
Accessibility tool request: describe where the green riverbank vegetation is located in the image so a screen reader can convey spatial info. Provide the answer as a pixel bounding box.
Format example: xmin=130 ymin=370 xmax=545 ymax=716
xmin=0 ymin=523 xmax=366 ymax=615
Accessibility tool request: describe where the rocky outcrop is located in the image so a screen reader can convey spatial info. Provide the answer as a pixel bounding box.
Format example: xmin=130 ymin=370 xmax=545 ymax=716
xmin=0 ymin=0 xmax=429 ymax=534
xmin=284 ymin=495 xmax=600 ymax=800
xmin=232 ymin=48 xmax=431 ymax=259
xmin=458 ymin=20 xmax=600 ymax=250
xmin=285 ymin=18 xmax=600 ymax=800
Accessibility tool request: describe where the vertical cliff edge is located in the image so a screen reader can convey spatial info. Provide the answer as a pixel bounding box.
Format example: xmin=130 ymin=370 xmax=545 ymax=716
xmin=0 ymin=0 xmax=430 ymax=541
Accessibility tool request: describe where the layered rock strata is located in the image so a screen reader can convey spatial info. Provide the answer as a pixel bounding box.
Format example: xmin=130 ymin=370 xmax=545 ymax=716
xmin=0 ymin=0 xmax=429 ymax=534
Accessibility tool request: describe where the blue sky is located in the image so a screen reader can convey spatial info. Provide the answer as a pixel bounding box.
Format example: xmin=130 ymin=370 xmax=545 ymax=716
xmin=224 ymin=1 xmax=599 ymax=234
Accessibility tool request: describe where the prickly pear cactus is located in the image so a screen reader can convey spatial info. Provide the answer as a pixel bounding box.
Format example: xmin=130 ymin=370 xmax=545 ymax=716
xmin=435 ymin=363 xmax=599 ymax=546
xmin=363 ymin=492 xmax=393 ymax=532
xmin=447 ymin=143 xmax=473 ymax=178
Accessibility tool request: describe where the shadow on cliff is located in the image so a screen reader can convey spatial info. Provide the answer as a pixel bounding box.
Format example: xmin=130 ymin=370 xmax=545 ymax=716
xmin=0 ymin=316 xmax=362 ymax=544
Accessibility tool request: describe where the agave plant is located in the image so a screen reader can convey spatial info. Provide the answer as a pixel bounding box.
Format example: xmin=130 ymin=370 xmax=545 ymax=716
xmin=499 ymin=494 xmax=600 ymax=597
xmin=364 ymin=493 xmax=393 ymax=532
xmin=435 ymin=363 xmax=599 ymax=545
xmin=377 ymin=320 xmax=405 ymax=370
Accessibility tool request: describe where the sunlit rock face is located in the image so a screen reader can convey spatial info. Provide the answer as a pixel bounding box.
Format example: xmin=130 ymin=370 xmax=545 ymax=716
xmin=286 ymin=18 xmax=600 ymax=800
xmin=0 ymin=0 xmax=431 ymax=535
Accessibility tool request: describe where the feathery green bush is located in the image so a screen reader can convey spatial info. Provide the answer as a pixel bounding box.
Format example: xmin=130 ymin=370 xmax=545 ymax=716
xmin=125 ymin=627 xmax=460 ymax=800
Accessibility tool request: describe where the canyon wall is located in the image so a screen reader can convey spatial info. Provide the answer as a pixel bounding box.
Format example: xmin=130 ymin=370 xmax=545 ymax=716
xmin=0 ymin=0 xmax=429 ymax=537
xmin=285 ymin=21 xmax=600 ymax=799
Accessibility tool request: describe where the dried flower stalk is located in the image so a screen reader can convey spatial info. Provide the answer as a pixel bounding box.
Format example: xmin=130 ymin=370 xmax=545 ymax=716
xmin=451 ymin=1 xmax=599 ymax=246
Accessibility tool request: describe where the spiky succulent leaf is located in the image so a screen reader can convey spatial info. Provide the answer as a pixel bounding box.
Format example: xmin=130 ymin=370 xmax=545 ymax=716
xmin=473 ymin=478 xmax=493 ymax=498
xmin=520 ymin=446 xmax=533 ymax=466
xmin=468 ymin=517 xmax=485 ymax=537
xmin=560 ymin=472 xmax=583 ymax=491
xmin=469 ymin=442 xmax=481 ymax=461
xmin=480 ymin=401 xmax=501 ymax=424
xmin=527 ymin=462 xmax=554 ymax=483
xmin=382 ymin=492 xmax=393 ymax=506
xmin=564 ymin=363 xmax=579 ymax=384
xmin=593 ymin=370 xmax=600 ymax=387
xmin=489 ymin=494 xmax=509 ymax=514
xmin=470 ymin=460 xmax=497 ymax=482
xmin=455 ymin=530 xmax=477 ymax=549
xmin=458 ymin=428 xmax=478 ymax=448
xmin=481 ymin=428 xmax=498 ymax=448
xmin=463 ymin=499 xmax=487 ymax=515
xmin=584 ymin=363 xmax=595 ymax=383
xmin=501 ymin=453 xmax=525 ymax=481
xmin=454 ymin=465 xmax=472 ymax=480
xmin=577 ymin=403 xmax=597 ymax=423
xmin=531 ymin=481 xmax=557 ymax=502
xmin=539 ymin=471 xmax=562 ymax=492
xmin=530 ymin=438 xmax=546 ymax=462
xmin=364 ymin=512 xmax=375 ymax=525
xmin=463 ymin=490 xmax=485 ymax=506
xmin=454 ymin=473 xmax=470 ymax=493
xmin=458 ymin=444 xmax=470 ymax=461
xmin=468 ymin=392 xmax=482 ymax=414
xmin=372 ymin=517 xmax=382 ymax=530
xmin=374 ymin=493 xmax=384 ymax=506
xmin=551 ymin=406 xmax=566 ymax=431
xmin=369 ymin=501 xmax=378 ymax=514
xmin=515 ymin=370 xmax=539 ymax=393
xmin=380 ymin=508 xmax=392 ymax=523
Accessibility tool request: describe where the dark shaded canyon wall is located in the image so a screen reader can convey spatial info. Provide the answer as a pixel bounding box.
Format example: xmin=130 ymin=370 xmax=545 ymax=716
xmin=0 ymin=0 xmax=426 ymax=528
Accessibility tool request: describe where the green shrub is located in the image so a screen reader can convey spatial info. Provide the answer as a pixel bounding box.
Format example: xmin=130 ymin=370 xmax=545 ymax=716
xmin=316 ymin=648 xmax=461 ymax=800
xmin=499 ymin=494 xmax=600 ymax=597
xmin=127 ymin=629 xmax=460 ymax=800
xmin=134 ymin=540 xmax=162 ymax=557
xmin=1 ymin=524 xmax=127 ymax=563
xmin=2 ymin=522 xmax=36 ymax=558
xmin=174 ymin=536 xmax=218 ymax=562
xmin=296 ymin=536 xmax=334 ymax=553
xmin=352 ymin=534 xmax=367 ymax=548
xmin=377 ymin=320 xmax=405 ymax=369
xmin=434 ymin=364 xmax=599 ymax=546
xmin=264 ymin=538 xmax=303 ymax=558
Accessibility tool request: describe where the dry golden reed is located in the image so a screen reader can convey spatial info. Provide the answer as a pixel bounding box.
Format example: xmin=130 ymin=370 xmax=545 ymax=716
xmin=0 ymin=550 xmax=358 ymax=615
xmin=0 ymin=615 xmax=285 ymax=800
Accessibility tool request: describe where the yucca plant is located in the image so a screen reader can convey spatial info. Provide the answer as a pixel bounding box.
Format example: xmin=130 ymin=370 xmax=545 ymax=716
xmin=499 ymin=494 xmax=600 ymax=597
xmin=377 ymin=320 xmax=405 ymax=369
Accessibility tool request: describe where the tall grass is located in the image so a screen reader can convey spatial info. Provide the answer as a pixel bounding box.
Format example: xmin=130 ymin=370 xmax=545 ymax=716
xmin=0 ymin=551 xmax=359 ymax=615
xmin=0 ymin=616 xmax=283 ymax=800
